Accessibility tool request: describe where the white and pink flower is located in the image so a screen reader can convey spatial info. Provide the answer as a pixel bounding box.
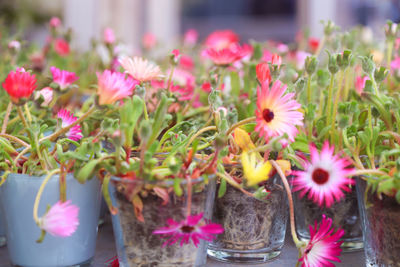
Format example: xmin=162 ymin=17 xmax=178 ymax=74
xmin=291 ymin=142 xmax=355 ymax=207
xmin=39 ymin=200 xmax=79 ymax=237
xmin=255 ymin=80 xmax=303 ymax=142
xmin=299 ymin=215 xmax=344 ymax=267
xmin=50 ymin=66 xmax=79 ymax=90
xmin=97 ymin=70 xmax=138 ymax=105
xmin=57 ymin=109 xmax=83 ymax=141
xmin=120 ymin=56 xmax=163 ymax=83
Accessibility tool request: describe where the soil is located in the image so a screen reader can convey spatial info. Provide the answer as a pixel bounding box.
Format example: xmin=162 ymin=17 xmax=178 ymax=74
xmin=361 ymin=187 xmax=400 ymax=267
xmin=210 ymin=175 xmax=288 ymax=252
xmin=114 ymin=181 xmax=214 ymax=267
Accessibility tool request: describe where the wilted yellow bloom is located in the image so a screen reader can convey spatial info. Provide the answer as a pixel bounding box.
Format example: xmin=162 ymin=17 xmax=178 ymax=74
xmin=275 ymin=160 xmax=291 ymax=176
xmin=241 ymin=151 xmax=272 ymax=186
xmin=234 ymin=128 xmax=255 ymax=151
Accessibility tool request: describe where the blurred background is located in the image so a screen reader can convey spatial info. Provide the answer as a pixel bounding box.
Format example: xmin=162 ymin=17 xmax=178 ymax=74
xmin=0 ymin=0 xmax=399 ymax=50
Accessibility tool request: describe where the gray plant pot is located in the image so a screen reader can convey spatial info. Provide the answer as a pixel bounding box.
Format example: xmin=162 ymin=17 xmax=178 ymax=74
xmin=0 ymin=173 xmax=102 ymax=267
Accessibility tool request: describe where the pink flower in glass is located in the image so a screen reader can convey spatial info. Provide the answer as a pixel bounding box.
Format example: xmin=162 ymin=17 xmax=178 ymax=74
xmin=153 ymin=213 xmax=224 ymax=247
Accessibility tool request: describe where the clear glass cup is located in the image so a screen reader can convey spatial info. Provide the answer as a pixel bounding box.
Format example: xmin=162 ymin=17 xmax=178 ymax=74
xmin=357 ymin=178 xmax=400 ymax=267
xmin=208 ymin=172 xmax=288 ymax=264
xmin=292 ymin=187 xmax=363 ymax=252
xmin=109 ymin=176 xmax=216 ymax=267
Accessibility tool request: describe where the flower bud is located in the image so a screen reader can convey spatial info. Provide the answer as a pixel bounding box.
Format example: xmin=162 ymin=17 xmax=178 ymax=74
xmin=295 ymin=78 xmax=306 ymax=92
xmin=385 ymin=20 xmax=398 ymax=40
xmin=324 ymin=20 xmax=337 ymax=36
xmin=139 ymin=120 xmax=152 ymax=143
xmin=374 ymin=66 xmax=389 ymax=83
xmin=305 ymin=56 xmax=317 ymax=75
xmin=327 ymin=52 xmax=339 ymax=74
xmin=360 ymin=56 xmax=375 ymax=75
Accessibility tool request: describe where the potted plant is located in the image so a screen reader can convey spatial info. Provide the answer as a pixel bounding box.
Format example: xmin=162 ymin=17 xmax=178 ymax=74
xmin=0 ymin=18 xmax=104 ymax=267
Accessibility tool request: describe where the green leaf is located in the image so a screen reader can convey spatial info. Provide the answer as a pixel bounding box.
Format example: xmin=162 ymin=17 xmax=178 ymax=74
xmin=218 ymin=178 xmax=227 ymax=198
xmin=173 ymin=178 xmax=183 ymax=197
xmin=230 ymin=71 xmax=241 ymax=97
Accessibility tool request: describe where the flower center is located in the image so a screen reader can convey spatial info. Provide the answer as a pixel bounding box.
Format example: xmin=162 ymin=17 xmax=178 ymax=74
xmin=262 ymin=108 xmax=274 ymax=123
xmin=181 ymin=225 xmax=195 ymax=233
xmin=312 ymin=168 xmax=330 ymax=185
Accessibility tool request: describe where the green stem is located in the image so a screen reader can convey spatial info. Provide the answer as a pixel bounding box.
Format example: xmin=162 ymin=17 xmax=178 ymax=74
xmin=330 ymin=69 xmax=344 ymax=141
xmin=17 ymin=106 xmax=29 ymax=129
xmin=185 ymin=126 xmax=217 ymax=149
xmin=33 ymin=169 xmax=61 ymax=224
xmin=386 ymin=40 xmax=394 ymax=69
xmin=0 ymin=133 xmax=29 ymax=147
xmin=343 ymin=68 xmax=351 ymax=101
xmin=41 ymin=106 xmax=96 ymax=143
xmin=306 ymin=75 xmax=312 ymax=104
xmin=314 ymin=35 xmax=326 ymax=57
xmin=1 ymin=102 xmax=13 ymax=134
xmin=226 ymin=116 xmax=256 ymax=136
xmin=24 ymin=103 xmax=32 ymax=125
xmin=271 ymin=160 xmax=303 ymax=247
xmin=370 ymin=75 xmax=379 ymax=96
xmin=325 ymin=74 xmax=335 ymax=130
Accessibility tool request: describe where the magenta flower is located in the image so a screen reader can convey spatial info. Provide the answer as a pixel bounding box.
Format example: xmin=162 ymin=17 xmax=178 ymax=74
xmin=57 ymin=109 xmax=83 ymax=141
xmin=50 ymin=66 xmax=79 ymax=90
xmin=153 ymin=213 xmax=224 ymax=247
xmin=291 ymin=142 xmax=354 ymax=207
xmin=299 ymin=215 xmax=344 ymax=267
xmin=184 ymin=29 xmax=198 ymax=46
xmin=39 ymin=200 xmax=79 ymax=237
xmin=97 ymin=70 xmax=138 ymax=105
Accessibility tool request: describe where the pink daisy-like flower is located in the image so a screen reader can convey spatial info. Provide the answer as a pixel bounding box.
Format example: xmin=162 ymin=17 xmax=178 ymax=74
xmin=50 ymin=66 xmax=79 ymax=91
xmin=205 ymin=43 xmax=245 ymax=66
xmin=120 ymin=56 xmax=163 ymax=83
xmin=97 ymin=70 xmax=138 ymax=105
xmin=355 ymin=76 xmax=369 ymax=94
xmin=204 ymin=30 xmax=239 ymax=50
xmin=184 ymin=29 xmax=198 ymax=47
xmin=49 ymin=17 xmax=61 ymax=29
xmin=299 ymin=215 xmax=344 ymax=267
xmin=153 ymin=213 xmax=224 ymax=247
xmin=291 ymin=142 xmax=355 ymax=207
xmin=39 ymin=200 xmax=79 ymax=237
xmin=57 ymin=109 xmax=83 ymax=141
xmin=255 ymin=80 xmax=303 ymax=142
xmin=54 ymin=38 xmax=70 ymax=57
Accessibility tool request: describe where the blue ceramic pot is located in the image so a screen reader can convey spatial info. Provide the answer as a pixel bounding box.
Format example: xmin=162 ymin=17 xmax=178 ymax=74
xmin=0 ymin=173 xmax=102 ymax=267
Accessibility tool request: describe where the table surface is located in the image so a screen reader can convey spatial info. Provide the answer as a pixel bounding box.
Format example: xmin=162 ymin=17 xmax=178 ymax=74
xmin=0 ymin=215 xmax=366 ymax=267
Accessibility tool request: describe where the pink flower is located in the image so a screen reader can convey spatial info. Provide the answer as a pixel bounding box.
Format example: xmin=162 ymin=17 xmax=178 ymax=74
xmin=255 ymin=80 xmax=303 ymax=142
xmin=120 ymin=56 xmax=163 ymax=82
xmin=308 ymin=37 xmax=320 ymax=52
xmin=184 ymin=29 xmax=198 ymax=46
xmin=277 ymin=43 xmax=289 ymax=54
xmin=172 ymin=49 xmax=180 ymax=62
xmin=35 ymin=87 xmax=53 ymax=106
xmin=201 ymin=82 xmax=212 ymax=93
xmin=205 ymin=43 xmax=245 ymax=65
xmin=271 ymin=54 xmax=282 ymax=67
xmin=205 ymin=30 xmax=239 ymax=50
xmin=54 ymin=38 xmax=70 ymax=56
xmin=2 ymin=68 xmax=37 ymax=104
xmin=104 ymin=27 xmax=116 ymax=44
xmin=49 ymin=17 xmax=61 ymax=28
xmin=57 ymin=109 xmax=83 ymax=141
xmin=153 ymin=213 xmax=224 ymax=247
xmin=391 ymin=57 xmax=400 ymax=72
xmin=97 ymin=70 xmax=138 ymax=105
xmin=179 ymin=55 xmax=194 ymax=71
xmin=8 ymin=40 xmax=21 ymax=51
xmin=262 ymin=49 xmax=273 ymax=62
xmin=39 ymin=200 xmax=79 ymax=237
xmin=169 ymin=68 xmax=196 ymax=101
xmin=355 ymin=76 xmax=369 ymax=94
xmin=142 ymin=33 xmax=157 ymax=50
xmin=50 ymin=66 xmax=79 ymax=90
xmin=256 ymin=62 xmax=271 ymax=84
xmin=291 ymin=142 xmax=355 ymax=207
xmin=299 ymin=215 xmax=344 ymax=267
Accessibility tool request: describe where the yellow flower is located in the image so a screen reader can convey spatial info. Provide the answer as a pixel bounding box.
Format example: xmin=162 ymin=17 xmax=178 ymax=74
xmin=241 ymin=151 xmax=272 ymax=186
xmin=234 ymin=128 xmax=255 ymax=152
